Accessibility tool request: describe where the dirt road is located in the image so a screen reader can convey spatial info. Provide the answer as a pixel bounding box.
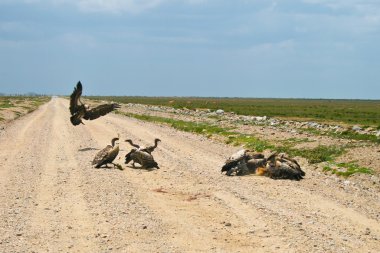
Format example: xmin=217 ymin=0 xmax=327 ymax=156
xmin=1 ymin=97 xmax=379 ymax=252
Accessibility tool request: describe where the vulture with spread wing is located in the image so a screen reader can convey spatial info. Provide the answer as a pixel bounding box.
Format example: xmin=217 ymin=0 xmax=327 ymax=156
xmin=69 ymin=81 xmax=120 ymax=126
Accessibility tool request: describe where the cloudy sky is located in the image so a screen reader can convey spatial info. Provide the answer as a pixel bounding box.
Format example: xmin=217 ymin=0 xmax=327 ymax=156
xmin=0 ymin=0 xmax=379 ymax=98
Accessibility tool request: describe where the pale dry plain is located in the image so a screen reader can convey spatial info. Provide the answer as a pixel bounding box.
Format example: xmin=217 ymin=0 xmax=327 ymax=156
xmin=1 ymin=97 xmax=380 ymax=252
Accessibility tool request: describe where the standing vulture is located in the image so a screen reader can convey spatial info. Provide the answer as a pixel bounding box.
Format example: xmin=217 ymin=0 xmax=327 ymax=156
xmin=125 ymin=149 xmax=160 ymax=170
xmin=69 ymin=81 xmax=120 ymax=126
xmin=92 ymin=137 xmax=120 ymax=168
xmin=124 ymin=138 xmax=161 ymax=169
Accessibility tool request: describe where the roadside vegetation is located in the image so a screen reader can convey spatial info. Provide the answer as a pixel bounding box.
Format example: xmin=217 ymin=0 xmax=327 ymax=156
xmin=0 ymin=99 xmax=14 ymax=108
xmin=0 ymin=96 xmax=50 ymax=122
xmin=300 ymin=127 xmax=380 ymax=144
xmin=323 ymin=162 xmax=374 ymax=177
xmin=89 ymin=96 xmax=380 ymax=127
xmin=116 ymin=111 xmax=373 ymax=177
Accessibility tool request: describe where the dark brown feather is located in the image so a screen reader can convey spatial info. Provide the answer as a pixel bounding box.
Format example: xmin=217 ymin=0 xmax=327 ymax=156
xmin=246 ymin=158 xmax=267 ymax=171
xmin=141 ymin=138 xmax=161 ymax=154
xmin=221 ymin=149 xmax=246 ymax=172
xmin=92 ymin=138 xmax=119 ymax=168
xmin=70 ymin=81 xmax=83 ymax=115
xmin=92 ymin=145 xmax=112 ymax=165
xmin=69 ymin=81 xmax=120 ymax=125
xmin=125 ymin=139 xmax=140 ymax=149
xmin=125 ymin=149 xmax=159 ymax=169
xmin=265 ymin=164 xmax=304 ymax=180
xmin=84 ymin=104 xmax=121 ymax=120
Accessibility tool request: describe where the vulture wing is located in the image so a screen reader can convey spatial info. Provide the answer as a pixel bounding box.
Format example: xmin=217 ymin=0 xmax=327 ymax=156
xmin=125 ymin=148 xmax=137 ymax=164
xmin=92 ymin=145 xmax=112 ymax=166
xmin=70 ymin=81 xmax=83 ymax=115
xmin=245 ymin=151 xmax=265 ymax=160
xmin=278 ymin=155 xmax=305 ymax=176
xmin=221 ymin=149 xmax=247 ymax=173
xmin=131 ymin=150 xmax=159 ymax=169
xmin=266 ymin=163 xmax=304 ymax=180
xmin=84 ymin=103 xmax=120 ymax=120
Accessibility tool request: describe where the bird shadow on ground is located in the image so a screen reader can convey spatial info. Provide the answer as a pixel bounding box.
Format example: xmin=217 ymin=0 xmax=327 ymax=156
xmin=78 ymin=147 xmax=99 ymax=152
xmin=78 ymin=147 xmax=128 ymax=152
xmin=125 ymin=165 xmax=157 ymax=172
xmin=93 ymin=164 xmax=124 ymax=171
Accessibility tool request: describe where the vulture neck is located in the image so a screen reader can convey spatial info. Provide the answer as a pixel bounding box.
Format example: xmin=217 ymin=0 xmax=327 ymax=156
xmin=111 ymin=139 xmax=119 ymax=147
xmin=153 ymin=139 xmax=160 ymax=148
xmin=126 ymin=139 xmax=139 ymax=148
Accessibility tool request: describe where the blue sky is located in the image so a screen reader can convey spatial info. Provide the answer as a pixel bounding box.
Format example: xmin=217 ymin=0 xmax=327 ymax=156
xmin=0 ymin=0 xmax=379 ymax=98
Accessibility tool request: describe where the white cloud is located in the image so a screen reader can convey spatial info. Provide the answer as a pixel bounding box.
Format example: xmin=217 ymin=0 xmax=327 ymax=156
xmin=184 ymin=0 xmax=207 ymax=4
xmin=75 ymin=0 xmax=165 ymax=14
xmin=0 ymin=0 xmax=207 ymax=13
xmin=302 ymin=0 xmax=380 ymax=13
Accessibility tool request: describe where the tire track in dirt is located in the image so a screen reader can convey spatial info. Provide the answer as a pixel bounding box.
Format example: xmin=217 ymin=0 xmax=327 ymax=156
xmin=0 ymin=98 xmax=99 ymax=252
xmin=0 ymin=101 xmax=54 ymax=251
xmin=25 ymin=98 xmax=99 ymax=252
xmin=0 ymin=101 xmax=49 ymax=184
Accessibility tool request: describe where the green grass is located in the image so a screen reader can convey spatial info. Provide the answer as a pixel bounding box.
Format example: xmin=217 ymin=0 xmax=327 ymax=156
xmin=120 ymin=111 xmax=275 ymax=152
xmin=278 ymin=145 xmax=346 ymax=164
xmin=226 ymin=134 xmax=274 ymax=152
xmin=300 ymin=127 xmax=380 ymax=144
xmin=334 ymin=130 xmax=380 ymax=143
xmin=119 ymin=111 xmax=348 ymax=164
xmin=88 ymin=96 xmax=380 ymax=127
xmin=0 ymin=100 xmax=14 ymax=108
xmin=323 ymin=162 xmax=373 ymax=177
xmin=0 ymin=96 xmax=50 ymax=121
xmin=280 ymin=137 xmax=314 ymax=146
xmin=117 ymin=111 xmax=232 ymax=137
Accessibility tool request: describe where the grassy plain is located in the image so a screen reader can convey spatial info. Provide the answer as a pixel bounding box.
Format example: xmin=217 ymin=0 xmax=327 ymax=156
xmin=0 ymin=96 xmax=50 ymax=122
xmin=89 ymin=96 xmax=380 ymax=127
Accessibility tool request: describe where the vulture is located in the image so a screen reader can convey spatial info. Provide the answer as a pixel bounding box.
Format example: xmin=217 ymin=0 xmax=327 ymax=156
xmin=69 ymin=81 xmax=120 ymax=126
xmin=221 ymin=149 xmax=265 ymax=175
xmin=265 ymin=153 xmax=305 ymax=180
xmin=92 ymin=137 xmax=120 ymax=168
xmin=125 ymin=148 xmax=160 ymax=170
xmin=221 ymin=149 xmax=305 ymax=180
xmin=125 ymin=138 xmax=161 ymax=154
